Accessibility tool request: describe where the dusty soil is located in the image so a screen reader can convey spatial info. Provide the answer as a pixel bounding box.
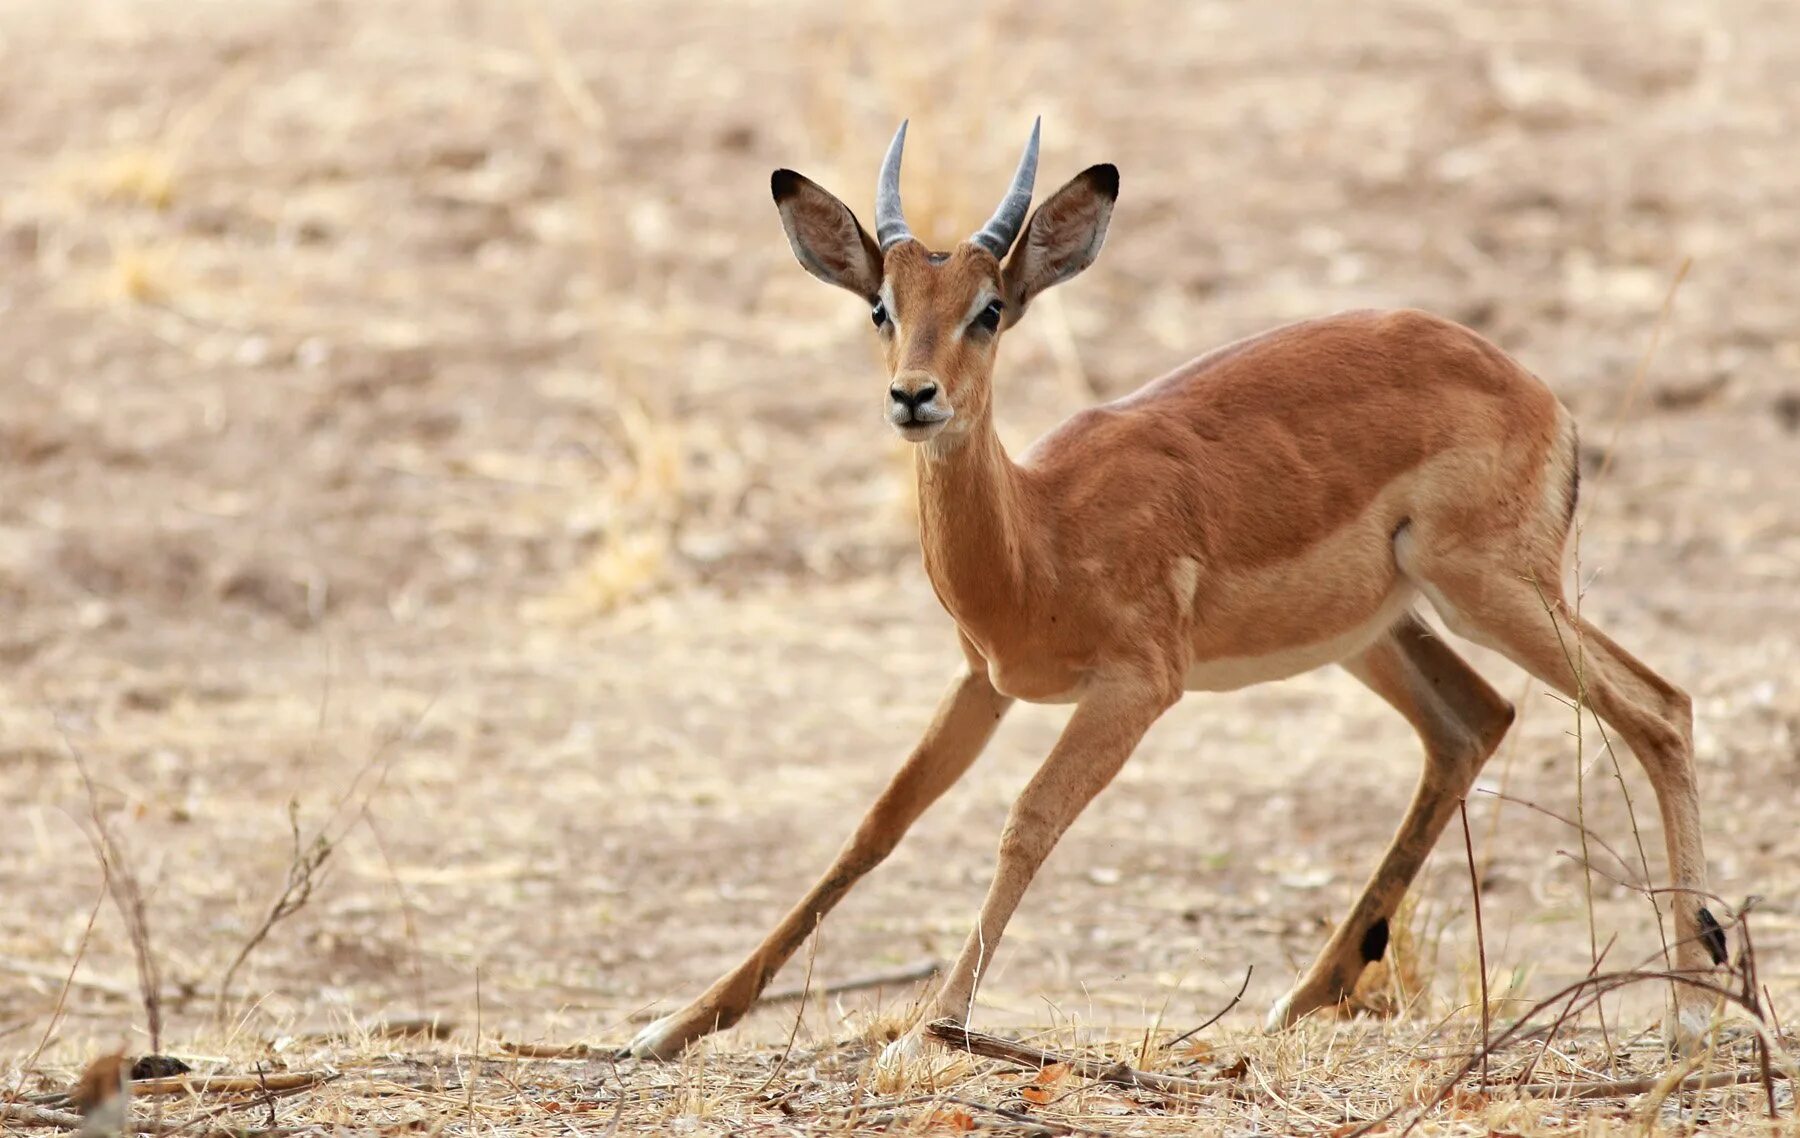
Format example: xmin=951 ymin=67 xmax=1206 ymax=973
xmin=2 ymin=0 xmax=1798 ymax=1132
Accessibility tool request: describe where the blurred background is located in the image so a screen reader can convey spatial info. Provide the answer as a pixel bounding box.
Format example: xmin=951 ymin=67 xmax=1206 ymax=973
xmin=2 ymin=0 xmax=1796 ymax=1056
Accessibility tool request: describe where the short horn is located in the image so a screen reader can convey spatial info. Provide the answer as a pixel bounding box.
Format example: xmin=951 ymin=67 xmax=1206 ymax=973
xmin=970 ymin=117 xmax=1040 ymax=259
xmin=874 ymin=120 xmax=913 ymax=251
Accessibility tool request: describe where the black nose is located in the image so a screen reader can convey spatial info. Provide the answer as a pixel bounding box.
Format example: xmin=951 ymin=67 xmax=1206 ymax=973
xmin=889 ymin=383 xmax=938 ymax=409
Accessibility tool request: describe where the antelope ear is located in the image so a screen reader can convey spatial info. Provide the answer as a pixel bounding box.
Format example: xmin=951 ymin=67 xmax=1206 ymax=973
xmin=1000 ymin=163 xmax=1118 ymax=324
xmin=772 ymin=169 xmax=884 ymax=300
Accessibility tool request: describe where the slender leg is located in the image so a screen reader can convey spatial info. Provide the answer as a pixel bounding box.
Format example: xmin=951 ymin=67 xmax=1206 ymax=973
xmin=624 ymin=665 xmax=1012 ymax=1058
xmin=1268 ymin=611 xmax=1515 ymax=1028
xmin=882 ymin=676 xmax=1177 ymax=1065
xmin=1409 ymin=561 xmax=1716 ymax=1050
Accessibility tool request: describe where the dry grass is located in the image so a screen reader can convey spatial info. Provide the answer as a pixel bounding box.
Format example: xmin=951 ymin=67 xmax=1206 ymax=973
xmin=4 ymin=0 xmax=1800 ymax=1135
xmin=6 ymin=1011 xmax=1796 ymax=1135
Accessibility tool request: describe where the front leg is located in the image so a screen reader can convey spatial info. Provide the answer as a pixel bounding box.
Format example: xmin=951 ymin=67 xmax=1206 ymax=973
xmin=881 ymin=674 xmax=1178 ymax=1070
xmin=623 ymin=664 xmax=1011 ymax=1059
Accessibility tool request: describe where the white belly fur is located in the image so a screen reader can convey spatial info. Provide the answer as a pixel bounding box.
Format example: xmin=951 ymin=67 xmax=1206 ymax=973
xmin=1181 ymin=583 xmax=1417 ymax=692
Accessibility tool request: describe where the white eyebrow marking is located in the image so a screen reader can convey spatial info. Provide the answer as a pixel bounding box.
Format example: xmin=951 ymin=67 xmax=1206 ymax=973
xmin=879 ymin=279 xmax=898 ymax=329
xmin=952 ymin=285 xmax=999 ymax=341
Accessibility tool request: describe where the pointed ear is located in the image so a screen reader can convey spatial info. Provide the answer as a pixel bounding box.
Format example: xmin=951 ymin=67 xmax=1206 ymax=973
xmin=771 ymin=169 xmax=884 ymax=300
xmin=1000 ymin=164 xmax=1117 ymax=324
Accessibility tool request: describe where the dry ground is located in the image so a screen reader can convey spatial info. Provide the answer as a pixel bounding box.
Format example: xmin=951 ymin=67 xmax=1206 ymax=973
xmin=3 ymin=0 xmax=1799 ymax=1133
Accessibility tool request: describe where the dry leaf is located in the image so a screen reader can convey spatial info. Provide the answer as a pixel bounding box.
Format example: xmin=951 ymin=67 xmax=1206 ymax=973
xmin=1018 ymin=1059 xmax=1071 ymax=1103
xmin=1084 ymin=1090 xmax=1141 ymax=1115
xmin=1177 ymin=1039 xmax=1216 ymax=1062
xmin=928 ymin=1106 xmax=976 ymax=1131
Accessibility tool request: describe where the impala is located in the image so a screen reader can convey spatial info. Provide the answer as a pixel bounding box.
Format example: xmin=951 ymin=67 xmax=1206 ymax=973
xmin=623 ymin=120 xmax=1723 ymax=1064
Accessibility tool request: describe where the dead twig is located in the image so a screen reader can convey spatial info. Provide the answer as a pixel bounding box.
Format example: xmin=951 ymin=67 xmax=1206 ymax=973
xmin=1513 ymin=1065 xmax=1787 ymax=1100
xmin=1163 ymin=966 xmax=1252 ymax=1051
xmin=924 ymin=1019 xmax=1229 ymax=1097
xmin=1592 ymin=257 xmax=1691 ymax=487
xmin=216 ymin=696 xmax=436 ymax=1023
xmin=128 ymin=1071 xmax=335 ymax=1098
xmin=827 ymin=1093 xmax=1118 ymax=1138
xmin=500 ymin=1041 xmax=598 ymax=1059
xmin=1735 ymin=899 xmax=1780 ymax=1119
xmin=215 ymin=802 xmax=332 ymax=1021
xmin=1343 ymin=966 xmax=1770 ymax=1138
xmin=757 ymin=958 xmax=940 ymax=1005
xmin=0 ymin=1101 xmax=309 ymax=1136
xmin=16 ymin=877 xmax=108 ymax=1092
xmin=753 ymin=916 xmax=821 ymax=1094
xmin=64 ymin=736 xmax=165 ymax=1057
xmin=1515 ymin=933 xmax=1618 ymax=1086
xmin=360 ymin=808 xmax=429 ymax=1012
xmin=1459 ymin=800 xmax=1490 ymax=1088
xmin=285 ymin=1014 xmax=457 ymax=1044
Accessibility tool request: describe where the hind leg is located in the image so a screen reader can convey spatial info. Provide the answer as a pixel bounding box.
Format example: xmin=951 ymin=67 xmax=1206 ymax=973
xmin=1401 ymin=538 xmax=1720 ymax=1050
xmin=1269 ymin=611 xmax=1515 ymax=1028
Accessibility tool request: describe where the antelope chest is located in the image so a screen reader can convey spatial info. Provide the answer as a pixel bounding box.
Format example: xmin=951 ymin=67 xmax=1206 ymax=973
xmin=968 ymin=637 xmax=1084 ymax=705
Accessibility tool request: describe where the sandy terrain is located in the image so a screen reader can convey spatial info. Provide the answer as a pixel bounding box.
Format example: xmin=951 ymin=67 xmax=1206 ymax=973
xmin=2 ymin=0 xmax=1798 ymax=1132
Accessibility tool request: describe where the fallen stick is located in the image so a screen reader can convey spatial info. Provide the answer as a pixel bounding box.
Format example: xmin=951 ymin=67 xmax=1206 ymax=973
xmin=758 ymin=958 xmax=940 ymax=1005
xmin=30 ymin=1070 xmax=334 ymax=1111
xmin=1163 ymin=966 xmax=1252 ymax=1051
xmin=129 ymin=1070 xmax=335 ymax=1098
xmin=878 ymin=1094 xmax=1117 ymax=1137
xmin=287 ymin=1014 xmax=457 ymax=1043
xmin=923 ymin=1020 xmax=1229 ymax=1097
xmin=1513 ymin=1066 xmax=1791 ymax=1100
xmin=501 ymin=1041 xmax=598 ymax=1059
xmin=0 ymin=1101 xmax=308 ymax=1136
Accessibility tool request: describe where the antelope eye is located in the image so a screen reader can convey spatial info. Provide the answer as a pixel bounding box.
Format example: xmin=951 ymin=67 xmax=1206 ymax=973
xmin=974 ymin=299 xmax=1004 ymax=333
xmin=871 ymin=300 xmax=888 ymax=328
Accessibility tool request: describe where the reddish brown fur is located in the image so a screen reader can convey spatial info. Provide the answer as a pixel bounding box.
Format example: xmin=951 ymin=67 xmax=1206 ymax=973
xmin=625 ymin=150 xmax=1715 ymax=1067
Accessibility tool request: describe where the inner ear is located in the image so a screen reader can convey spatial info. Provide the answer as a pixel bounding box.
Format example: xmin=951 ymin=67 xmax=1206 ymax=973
xmin=772 ymin=169 xmax=884 ymax=300
xmin=1001 ymin=163 xmax=1118 ymax=324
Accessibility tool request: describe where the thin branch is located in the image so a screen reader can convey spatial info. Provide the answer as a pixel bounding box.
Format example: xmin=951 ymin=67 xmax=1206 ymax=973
xmin=62 ymin=732 xmax=164 ymax=1055
xmin=758 ymin=958 xmax=939 ymax=1005
xmin=1592 ymin=258 xmax=1691 ymax=489
xmin=924 ymin=1019 xmax=1229 ymax=1097
xmin=753 ymin=916 xmax=821 ymax=1095
xmin=16 ymin=875 xmax=109 ymax=1091
xmin=1459 ymin=801 xmax=1490 ymax=1089
xmin=215 ymin=694 xmax=437 ymax=1021
xmin=1514 ymin=1066 xmax=1786 ymax=1100
xmin=1472 ymin=789 xmax=1646 ymax=891
xmin=1342 ymin=966 xmax=1771 ymax=1138
xmin=825 ymin=1093 xmax=1119 ymax=1138
xmin=1515 ymin=933 xmax=1617 ymax=1085
xmin=215 ymin=801 xmax=331 ymax=1019
xmin=1735 ymin=900 xmax=1780 ymax=1119
xmin=0 ymin=1102 xmax=309 ymax=1136
xmin=1163 ymin=966 xmax=1252 ymax=1051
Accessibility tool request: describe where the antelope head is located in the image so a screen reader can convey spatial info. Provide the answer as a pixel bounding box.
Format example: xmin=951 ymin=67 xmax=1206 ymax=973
xmin=772 ymin=120 xmax=1118 ymax=446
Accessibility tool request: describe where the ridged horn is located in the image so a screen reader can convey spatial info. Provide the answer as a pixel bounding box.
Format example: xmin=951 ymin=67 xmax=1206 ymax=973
xmin=874 ymin=120 xmax=913 ymax=251
xmin=969 ymin=117 xmax=1040 ymax=259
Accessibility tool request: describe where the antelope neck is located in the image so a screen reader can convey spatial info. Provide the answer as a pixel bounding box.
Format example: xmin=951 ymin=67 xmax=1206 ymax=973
xmin=914 ymin=415 xmax=1033 ymax=632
